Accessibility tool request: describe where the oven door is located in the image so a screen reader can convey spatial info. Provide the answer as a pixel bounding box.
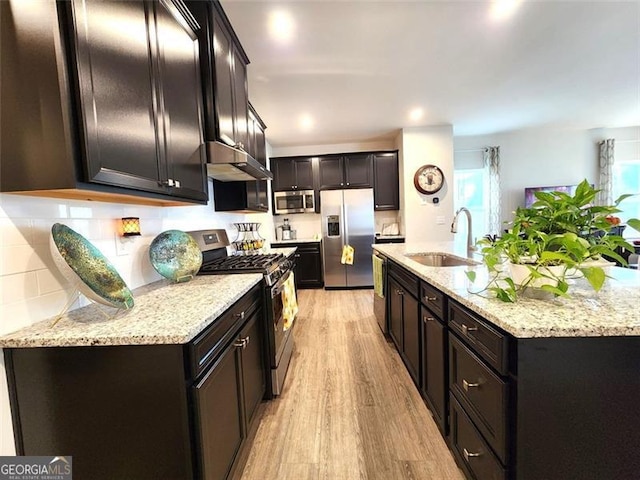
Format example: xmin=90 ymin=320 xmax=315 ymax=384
xmin=270 ymin=270 xmax=294 ymax=368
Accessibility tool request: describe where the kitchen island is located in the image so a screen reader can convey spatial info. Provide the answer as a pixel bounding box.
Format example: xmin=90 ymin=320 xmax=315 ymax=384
xmin=374 ymin=242 xmax=640 ymax=480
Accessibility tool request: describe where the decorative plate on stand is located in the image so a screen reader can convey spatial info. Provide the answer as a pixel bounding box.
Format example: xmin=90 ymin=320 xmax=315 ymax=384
xmin=149 ymin=230 xmax=202 ymax=283
xmin=50 ymin=223 xmax=134 ymax=309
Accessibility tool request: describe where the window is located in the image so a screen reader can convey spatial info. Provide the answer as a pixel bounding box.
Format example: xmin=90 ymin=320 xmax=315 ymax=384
xmin=453 ymin=168 xmax=488 ymax=239
xmin=612 ymin=159 xmax=640 ymax=238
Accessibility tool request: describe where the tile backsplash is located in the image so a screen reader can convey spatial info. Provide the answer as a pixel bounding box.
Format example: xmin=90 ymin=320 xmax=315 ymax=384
xmin=0 ymin=181 xmax=274 ymax=335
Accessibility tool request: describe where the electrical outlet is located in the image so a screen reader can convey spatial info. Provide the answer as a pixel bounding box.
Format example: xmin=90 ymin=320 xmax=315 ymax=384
xmin=436 ymin=216 xmax=445 ymax=225
xmin=115 ymin=233 xmax=132 ymax=256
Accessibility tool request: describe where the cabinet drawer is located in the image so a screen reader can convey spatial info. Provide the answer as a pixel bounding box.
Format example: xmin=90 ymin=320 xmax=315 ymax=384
xmin=420 ymin=281 xmax=445 ymax=319
xmin=388 ymin=261 xmax=419 ymax=298
xmin=448 ymin=300 xmax=508 ymax=375
xmin=189 ymin=284 xmax=262 ymax=380
xmin=450 ymin=334 xmax=508 ymax=463
xmin=450 ymin=396 xmax=506 ymax=480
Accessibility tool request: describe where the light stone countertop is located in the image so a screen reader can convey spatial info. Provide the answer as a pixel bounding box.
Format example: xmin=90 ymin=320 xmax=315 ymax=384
xmin=0 ymin=274 xmax=263 ymax=348
xmin=373 ymin=242 xmax=640 ymax=339
xmin=271 ymin=238 xmax=321 ymax=245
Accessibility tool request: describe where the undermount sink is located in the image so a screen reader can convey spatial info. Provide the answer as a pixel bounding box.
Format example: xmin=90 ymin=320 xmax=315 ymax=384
xmin=405 ymin=252 xmax=480 ymax=267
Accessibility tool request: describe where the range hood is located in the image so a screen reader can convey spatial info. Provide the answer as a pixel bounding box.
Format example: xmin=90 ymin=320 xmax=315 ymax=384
xmin=205 ymin=141 xmax=273 ymax=181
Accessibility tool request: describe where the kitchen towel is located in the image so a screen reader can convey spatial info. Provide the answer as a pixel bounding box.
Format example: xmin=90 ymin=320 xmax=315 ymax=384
xmin=341 ymin=244 xmax=354 ymax=265
xmin=282 ymin=272 xmax=298 ymax=330
xmin=372 ymin=255 xmax=384 ymax=298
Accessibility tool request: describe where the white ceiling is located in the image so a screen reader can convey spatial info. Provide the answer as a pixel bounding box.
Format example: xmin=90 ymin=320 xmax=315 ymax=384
xmin=222 ymin=0 xmax=640 ymax=148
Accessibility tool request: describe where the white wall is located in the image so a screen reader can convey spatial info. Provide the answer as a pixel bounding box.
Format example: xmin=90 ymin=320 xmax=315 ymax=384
xmin=399 ymin=126 xmax=455 ymax=244
xmin=0 ymin=177 xmax=275 ymax=455
xmin=453 ymin=126 xmax=640 ymax=225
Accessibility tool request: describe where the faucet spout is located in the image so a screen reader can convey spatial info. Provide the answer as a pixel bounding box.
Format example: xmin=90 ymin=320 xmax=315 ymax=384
xmin=451 ymin=207 xmax=475 ymax=255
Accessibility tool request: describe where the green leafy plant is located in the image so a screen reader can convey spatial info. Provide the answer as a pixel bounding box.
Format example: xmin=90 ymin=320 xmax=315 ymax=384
xmin=466 ymin=180 xmax=640 ymax=302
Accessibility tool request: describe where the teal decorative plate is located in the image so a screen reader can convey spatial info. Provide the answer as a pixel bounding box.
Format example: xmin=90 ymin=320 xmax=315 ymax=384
xmin=50 ymin=223 xmax=134 ymax=309
xmin=149 ymin=230 xmax=202 ymax=283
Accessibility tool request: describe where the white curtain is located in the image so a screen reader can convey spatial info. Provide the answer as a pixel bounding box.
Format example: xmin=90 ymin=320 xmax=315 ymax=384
xmin=483 ymin=146 xmax=501 ymax=236
xmin=598 ymin=139 xmax=615 ymax=206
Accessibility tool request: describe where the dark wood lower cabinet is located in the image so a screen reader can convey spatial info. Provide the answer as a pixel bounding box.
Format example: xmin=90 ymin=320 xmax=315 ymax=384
xmin=402 ymin=292 xmax=420 ymax=386
xmin=421 ymin=306 xmax=447 ymax=434
xmin=4 ymin=286 xmax=266 ymax=480
xmin=271 ymin=242 xmax=324 ymax=289
xmin=194 ymin=341 xmax=244 ymax=480
xmin=388 ymin=276 xmax=403 ymax=351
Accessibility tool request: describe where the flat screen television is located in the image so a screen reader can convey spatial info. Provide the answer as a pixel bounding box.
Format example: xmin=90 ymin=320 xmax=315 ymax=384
xmin=524 ymin=185 xmax=580 ymax=208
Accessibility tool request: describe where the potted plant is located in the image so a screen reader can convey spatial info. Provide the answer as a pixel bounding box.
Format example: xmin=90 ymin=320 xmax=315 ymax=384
xmin=467 ymin=180 xmax=640 ymax=302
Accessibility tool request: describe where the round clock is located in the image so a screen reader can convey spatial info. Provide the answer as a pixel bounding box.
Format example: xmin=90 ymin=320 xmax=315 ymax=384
xmin=413 ymin=164 xmax=444 ymax=194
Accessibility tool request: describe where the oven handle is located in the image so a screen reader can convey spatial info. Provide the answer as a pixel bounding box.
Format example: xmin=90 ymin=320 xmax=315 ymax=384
xmin=272 ymin=270 xmax=292 ymax=298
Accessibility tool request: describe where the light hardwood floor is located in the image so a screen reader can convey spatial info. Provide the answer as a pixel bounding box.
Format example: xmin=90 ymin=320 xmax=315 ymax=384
xmin=240 ymin=289 xmax=465 ymax=480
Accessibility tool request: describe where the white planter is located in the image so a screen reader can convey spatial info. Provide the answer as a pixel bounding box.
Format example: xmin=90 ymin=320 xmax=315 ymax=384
xmin=508 ymin=262 xmax=567 ymax=288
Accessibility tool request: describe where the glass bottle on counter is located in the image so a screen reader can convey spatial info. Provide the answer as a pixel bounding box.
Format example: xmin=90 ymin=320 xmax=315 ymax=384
xmin=282 ymin=218 xmax=292 ymax=240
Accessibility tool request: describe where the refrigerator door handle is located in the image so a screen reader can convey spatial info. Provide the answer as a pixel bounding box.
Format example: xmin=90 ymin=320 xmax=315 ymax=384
xmin=342 ymin=190 xmax=348 ymax=249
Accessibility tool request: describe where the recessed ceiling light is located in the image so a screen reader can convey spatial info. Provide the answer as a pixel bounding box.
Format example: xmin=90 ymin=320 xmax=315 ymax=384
xmin=300 ymin=114 xmax=314 ymax=131
xmin=489 ymin=0 xmax=522 ymax=22
xmin=409 ymin=108 xmax=424 ymax=121
xmin=268 ymin=10 xmax=295 ymax=43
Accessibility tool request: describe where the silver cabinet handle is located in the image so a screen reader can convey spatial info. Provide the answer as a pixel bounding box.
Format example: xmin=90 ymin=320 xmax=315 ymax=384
xmin=346 ymin=182 xmax=350 ymax=186
xmin=233 ymin=339 xmax=246 ymax=348
xmin=174 ymin=180 xmax=181 ymax=188
xmin=461 ymin=323 xmax=478 ymax=334
xmin=423 ymin=316 xmax=435 ymax=323
xmin=425 ymin=296 xmax=437 ymax=302
xmin=463 ymin=448 xmax=481 ymax=461
xmin=234 ymin=311 xmax=245 ymax=320
xmin=244 ymin=335 xmax=250 ymax=346
xmin=375 ymin=204 xmax=379 ymax=208
xmin=396 ymin=289 xmax=404 ymax=295
xmin=463 ymin=379 xmax=481 ymax=391
xmin=161 ymin=179 xmax=175 ymax=187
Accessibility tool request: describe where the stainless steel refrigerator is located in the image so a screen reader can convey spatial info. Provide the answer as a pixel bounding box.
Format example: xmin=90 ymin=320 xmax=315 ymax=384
xmin=321 ymin=188 xmax=375 ymax=288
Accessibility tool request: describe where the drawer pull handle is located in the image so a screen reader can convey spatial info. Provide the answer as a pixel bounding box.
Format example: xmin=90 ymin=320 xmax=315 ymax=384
xmin=425 ymin=296 xmax=437 ymax=302
xmin=423 ymin=316 xmax=435 ymax=323
xmin=461 ymin=323 xmax=478 ymax=334
xmin=243 ymin=335 xmax=250 ymax=346
xmin=396 ymin=289 xmax=404 ymax=295
xmin=234 ymin=311 xmax=246 ymax=320
xmin=463 ymin=448 xmax=482 ymax=461
xmin=463 ymin=379 xmax=481 ymax=391
xmin=233 ymin=339 xmax=246 ymax=348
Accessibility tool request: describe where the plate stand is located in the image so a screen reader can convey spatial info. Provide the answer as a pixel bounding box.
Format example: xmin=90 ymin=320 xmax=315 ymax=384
xmin=50 ymin=284 xmax=128 ymax=327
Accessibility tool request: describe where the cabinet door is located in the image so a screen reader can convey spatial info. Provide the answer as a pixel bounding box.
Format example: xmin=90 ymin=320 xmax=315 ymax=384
xmin=294 ymin=158 xmax=314 ymax=190
xmin=239 ymin=313 xmax=265 ymax=429
xmin=318 ymin=156 xmax=344 ymax=189
xmin=373 ymin=152 xmax=399 ymax=210
xmin=403 ymin=292 xmax=420 ymax=387
xmin=211 ymin=14 xmax=235 ymax=147
xmin=255 ymin=122 xmax=267 ymax=167
xmin=294 ymin=245 xmax=323 ymax=288
xmin=194 ymin=341 xmax=243 ymax=480
xmin=344 ymin=153 xmax=373 ymax=188
xmin=232 ymin=51 xmax=248 ymax=150
xmin=246 ymin=113 xmax=256 ymax=159
xmin=71 ymin=0 xmax=164 ymax=193
xmin=388 ymin=276 xmax=403 ymax=352
xmin=154 ymin=0 xmax=207 ymax=202
xmin=273 ymin=158 xmax=296 ymax=191
xmin=422 ymin=307 xmax=447 ymax=433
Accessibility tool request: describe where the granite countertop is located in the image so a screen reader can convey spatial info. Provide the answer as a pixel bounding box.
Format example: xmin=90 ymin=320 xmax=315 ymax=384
xmin=0 ymin=274 xmax=263 ymax=348
xmin=271 ymin=238 xmax=321 ymax=245
xmin=373 ymin=242 xmax=640 ymax=339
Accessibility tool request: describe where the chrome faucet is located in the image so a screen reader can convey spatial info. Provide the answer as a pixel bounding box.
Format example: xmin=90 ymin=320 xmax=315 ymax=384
xmin=451 ymin=207 xmax=476 ymax=255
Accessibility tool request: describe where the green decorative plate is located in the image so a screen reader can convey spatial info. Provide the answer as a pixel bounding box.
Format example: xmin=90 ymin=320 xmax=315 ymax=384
xmin=149 ymin=230 xmax=202 ymax=283
xmin=50 ymin=223 xmax=134 ymax=309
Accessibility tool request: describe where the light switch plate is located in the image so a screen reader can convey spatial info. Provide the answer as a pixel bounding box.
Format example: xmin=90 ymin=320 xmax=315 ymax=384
xmin=115 ymin=233 xmax=132 ymax=256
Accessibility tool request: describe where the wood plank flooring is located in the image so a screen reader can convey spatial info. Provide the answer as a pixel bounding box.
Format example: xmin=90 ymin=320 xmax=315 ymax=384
xmin=240 ymin=289 xmax=464 ymax=480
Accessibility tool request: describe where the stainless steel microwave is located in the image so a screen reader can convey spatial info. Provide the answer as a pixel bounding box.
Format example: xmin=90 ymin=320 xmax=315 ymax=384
xmin=273 ymin=190 xmax=315 ymax=214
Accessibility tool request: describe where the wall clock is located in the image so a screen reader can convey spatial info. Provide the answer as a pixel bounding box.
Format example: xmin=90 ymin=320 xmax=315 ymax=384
xmin=413 ymin=164 xmax=444 ymax=194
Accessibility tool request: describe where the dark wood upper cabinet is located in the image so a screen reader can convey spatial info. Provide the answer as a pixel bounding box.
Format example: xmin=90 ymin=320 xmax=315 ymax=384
xmin=319 ymin=154 xmax=373 ymax=189
xmin=272 ymin=158 xmax=314 ymax=191
xmin=212 ymin=103 xmax=268 ymax=212
xmin=373 ymin=152 xmax=400 ymax=210
xmin=0 ymin=0 xmax=207 ymax=205
xmin=188 ymin=0 xmax=250 ymax=151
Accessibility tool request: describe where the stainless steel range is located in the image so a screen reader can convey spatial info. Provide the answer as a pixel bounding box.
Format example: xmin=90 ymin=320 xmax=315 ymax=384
xmin=188 ymin=229 xmax=296 ymax=397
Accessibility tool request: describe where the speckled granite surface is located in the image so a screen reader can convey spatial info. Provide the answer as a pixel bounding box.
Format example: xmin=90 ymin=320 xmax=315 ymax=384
xmin=271 ymin=239 xmax=321 ymax=245
xmin=373 ymin=242 xmax=640 ymax=339
xmin=0 ymin=274 xmax=263 ymax=348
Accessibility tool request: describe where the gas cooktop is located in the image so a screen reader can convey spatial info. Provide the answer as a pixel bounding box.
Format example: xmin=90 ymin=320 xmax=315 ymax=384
xmin=199 ymin=253 xmax=285 ymax=275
